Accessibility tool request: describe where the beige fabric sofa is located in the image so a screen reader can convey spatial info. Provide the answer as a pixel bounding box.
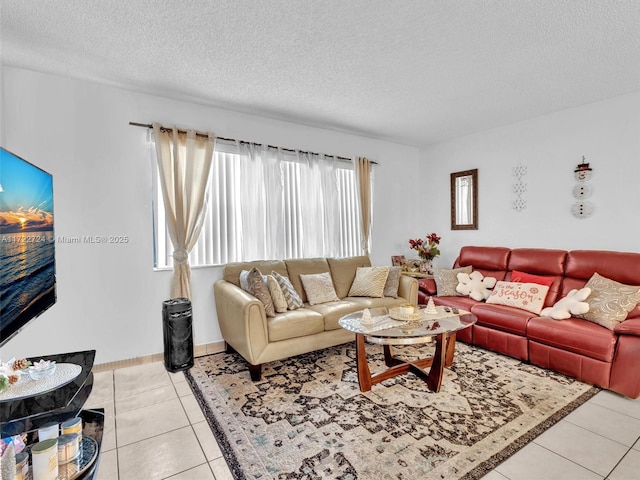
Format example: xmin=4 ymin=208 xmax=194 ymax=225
xmin=214 ymin=255 xmax=418 ymax=380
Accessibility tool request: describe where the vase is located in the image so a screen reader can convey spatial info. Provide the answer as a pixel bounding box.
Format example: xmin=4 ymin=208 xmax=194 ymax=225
xmin=419 ymin=259 xmax=433 ymax=275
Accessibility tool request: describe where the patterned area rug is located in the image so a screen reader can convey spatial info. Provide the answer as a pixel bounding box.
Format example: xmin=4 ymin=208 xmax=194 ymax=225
xmin=185 ymin=342 xmax=599 ymax=479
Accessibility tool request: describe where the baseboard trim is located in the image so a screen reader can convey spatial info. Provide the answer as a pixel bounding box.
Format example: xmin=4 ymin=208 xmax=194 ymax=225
xmin=93 ymin=340 xmax=226 ymax=372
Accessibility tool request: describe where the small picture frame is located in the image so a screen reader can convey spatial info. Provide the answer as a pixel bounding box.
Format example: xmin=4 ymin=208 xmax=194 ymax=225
xmin=391 ymin=255 xmax=406 ymax=266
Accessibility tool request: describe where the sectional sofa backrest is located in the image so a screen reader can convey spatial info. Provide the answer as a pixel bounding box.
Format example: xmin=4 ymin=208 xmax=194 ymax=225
xmin=452 ymin=245 xmax=640 ymax=314
xmin=221 ymin=255 xmax=373 ymax=303
xmin=453 ymin=246 xmax=510 ymax=280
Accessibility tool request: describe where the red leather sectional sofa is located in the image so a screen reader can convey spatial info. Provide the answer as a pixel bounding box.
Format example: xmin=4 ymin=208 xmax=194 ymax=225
xmin=418 ymin=246 xmax=640 ymax=398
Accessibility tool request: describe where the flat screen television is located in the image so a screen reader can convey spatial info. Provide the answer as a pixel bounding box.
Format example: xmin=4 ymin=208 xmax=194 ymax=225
xmin=0 ymin=147 xmax=56 ymax=347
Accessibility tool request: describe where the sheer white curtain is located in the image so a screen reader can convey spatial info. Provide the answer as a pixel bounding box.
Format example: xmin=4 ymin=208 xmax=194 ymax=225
xmin=296 ymin=152 xmax=340 ymax=257
xmin=238 ymin=142 xmax=284 ymax=260
xmin=235 ymin=146 xmax=342 ymax=259
xmin=153 ymin=123 xmax=215 ymax=298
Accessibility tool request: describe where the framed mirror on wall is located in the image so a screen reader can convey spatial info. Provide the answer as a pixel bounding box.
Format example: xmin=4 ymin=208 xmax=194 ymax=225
xmin=451 ymin=169 xmax=478 ymax=230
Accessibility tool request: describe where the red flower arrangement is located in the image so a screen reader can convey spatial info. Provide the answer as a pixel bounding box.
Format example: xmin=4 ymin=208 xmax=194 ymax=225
xmin=409 ymin=233 xmax=441 ymax=261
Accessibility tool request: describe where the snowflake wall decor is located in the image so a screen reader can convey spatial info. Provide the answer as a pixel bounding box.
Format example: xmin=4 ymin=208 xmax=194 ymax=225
xmin=512 ymin=164 xmax=528 ymax=211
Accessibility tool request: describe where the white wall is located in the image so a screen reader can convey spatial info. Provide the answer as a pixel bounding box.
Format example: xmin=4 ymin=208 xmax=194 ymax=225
xmin=419 ymin=91 xmax=640 ymax=269
xmin=1 ymin=66 xmax=420 ymax=364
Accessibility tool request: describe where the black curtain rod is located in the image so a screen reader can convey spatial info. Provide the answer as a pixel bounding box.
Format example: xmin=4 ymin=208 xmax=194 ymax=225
xmin=129 ymin=122 xmax=376 ymax=164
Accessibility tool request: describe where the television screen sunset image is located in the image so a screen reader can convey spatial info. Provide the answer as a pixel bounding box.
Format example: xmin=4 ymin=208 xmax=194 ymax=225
xmin=0 ymin=148 xmax=56 ymax=342
xmin=0 ymin=150 xmax=54 ymax=234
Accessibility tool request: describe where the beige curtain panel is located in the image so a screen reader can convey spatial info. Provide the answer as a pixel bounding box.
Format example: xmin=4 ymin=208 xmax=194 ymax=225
xmin=355 ymin=157 xmax=373 ymax=255
xmin=153 ymin=123 xmax=215 ymax=299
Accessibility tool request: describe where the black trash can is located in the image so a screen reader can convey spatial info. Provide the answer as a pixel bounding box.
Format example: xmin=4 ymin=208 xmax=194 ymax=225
xmin=162 ymin=298 xmax=194 ymax=372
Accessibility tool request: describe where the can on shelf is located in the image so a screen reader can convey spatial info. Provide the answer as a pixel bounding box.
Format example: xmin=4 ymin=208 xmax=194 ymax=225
xmin=60 ymin=417 xmax=82 ymax=441
xmin=57 ymin=433 xmax=80 ymax=464
xmin=31 ymin=438 xmax=58 ymax=480
xmin=15 ymin=451 xmax=29 ymax=480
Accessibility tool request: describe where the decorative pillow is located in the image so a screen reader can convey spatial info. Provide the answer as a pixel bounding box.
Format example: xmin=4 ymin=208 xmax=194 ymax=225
xmin=272 ymin=271 xmax=303 ymax=310
xmin=267 ymin=275 xmax=288 ymax=313
xmin=510 ymin=270 xmax=554 ymax=287
xmin=540 ymin=287 xmax=591 ymax=320
xmin=348 ymin=267 xmax=390 ymax=298
xmin=300 ymin=272 xmax=340 ymax=305
xmin=456 ymin=271 xmax=497 ymax=301
xmin=577 ymin=273 xmax=640 ymax=330
xmin=486 ymin=281 xmax=550 ymax=314
xmin=247 ymin=267 xmax=275 ymax=317
xmin=433 ymin=266 xmax=473 ymax=296
xmin=239 ymin=269 xmax=253 ymax=293
xmin=383 ymin=266 xmax=402 ymax=298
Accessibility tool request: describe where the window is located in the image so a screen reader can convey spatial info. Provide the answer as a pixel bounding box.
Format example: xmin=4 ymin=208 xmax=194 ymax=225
xmin=153 ymin=143 xmax=364 ymax=268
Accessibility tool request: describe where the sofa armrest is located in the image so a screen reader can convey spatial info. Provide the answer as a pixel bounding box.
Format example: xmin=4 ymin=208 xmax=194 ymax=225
xmin=398 ymin=275 xmax=419 ymax=305
xmin=614 ymin=317 xmax=640 ymax=336
xmin=418 ymin=277 xmax=437 ymax=295
xmin=214 ymin=280 xmax=269 ymax=365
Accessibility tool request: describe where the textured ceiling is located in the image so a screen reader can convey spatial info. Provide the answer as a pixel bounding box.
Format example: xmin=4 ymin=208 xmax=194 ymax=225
xmin=2 ymin=1 xmax=639 ymax=147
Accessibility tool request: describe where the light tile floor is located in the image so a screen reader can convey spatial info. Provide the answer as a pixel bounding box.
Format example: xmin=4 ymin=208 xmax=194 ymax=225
xmin=86 ymin=362 xmax=232 ymax=480
xmin=86 ymin=361 xmax=640 ymax=479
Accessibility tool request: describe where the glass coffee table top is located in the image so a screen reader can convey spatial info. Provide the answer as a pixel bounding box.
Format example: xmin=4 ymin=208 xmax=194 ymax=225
xmin=339 ymin=306 xmax=476 ymax=345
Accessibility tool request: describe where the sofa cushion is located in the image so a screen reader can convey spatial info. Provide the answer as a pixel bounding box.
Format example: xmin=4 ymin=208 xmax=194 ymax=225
xmin=239 ymin=269 xmax=252 ymax=293
xmin=457 ymin=245 xmax=510 ymax=269
xmin=470 ymin=302 xmax=536 ymax=336
xmin=485 ymin=281 xmax=549 ymax=315
xmin=455 ymin=246 xmax=510 ymax=280
xmin=267 ymin=308 xmax=325 ymax=342
xmin=272 ymin=271 xmax=303 ymax=310
xmin=383 ymin=266 xmax=402 ymax=298
xmin=248 ymin=267 xmax=275 ymax=317
xmin=432 ymin=296 xmax=479 ymax=312
xmin=307 ymin=301 xmax=369 ymax=331
xmin=434 ymin=266 xmax=472 ymax=296
xmin=267 ymin=275 xmax=288 ymax=313
xmin=509 ymin=269 xmax=558 ymax=306
xmin=456 ymin=271 xmax=497 ymax=301
xmin=540 ymin=287 xmax=591 ymax=320
xmin=223 ymin=260 xmax=287 ymax=287
xmin=577 ymin=273 xmax=640 ymax=330
xmin=327 ymin=256 xmax=371 ymax=298
xmin=348 ymin=267 xmax=389 ymax=297
xmin=300 ymin=272 xmax=340 ymax=305
xmin=285 ymin=258 xmax=332 ymax=303
xmin=348 ymin=296 xmax=408 ymax=312
xmin=510 ymin=270 xmax=554 ymax=287
xmin=507 ymin=249 xmax=566 ymax=307
xmin=527 ymin=317 xmax=617 ymax=362
xmin=508 ymin=249 xmax=566 ymax=276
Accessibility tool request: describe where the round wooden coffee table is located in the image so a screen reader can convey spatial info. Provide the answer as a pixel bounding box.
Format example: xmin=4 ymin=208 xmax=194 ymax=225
xmin=339 ymin=307 xmax=476 ymax=392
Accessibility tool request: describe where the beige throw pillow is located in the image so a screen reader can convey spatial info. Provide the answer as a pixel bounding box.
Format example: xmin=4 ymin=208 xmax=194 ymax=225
xmin=577 ymin=273 xmax=640 ymax=330
xmin=348 ymin=267 xmax=390 ymax=298
xmin=272 ymin=271 xmax=304 ymax=310
xmin=486 ymin=281 xmax=550 ymax=314
xmin=248 ymin=267 xmax=275 ymax=317
xmin=434 ymin=266 xmax=473 ymax=296
xmin=300 ymin=272 xmax=340 ymax=305
xmin=267 ymin=275 xmax=288 ymax=313
xmin=383 ymin=266 xmax=402 ymax=298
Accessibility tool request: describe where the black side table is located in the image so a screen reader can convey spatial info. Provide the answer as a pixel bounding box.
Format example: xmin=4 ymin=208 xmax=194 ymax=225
xmin=0 ymin=350 xmax=104 ymax=479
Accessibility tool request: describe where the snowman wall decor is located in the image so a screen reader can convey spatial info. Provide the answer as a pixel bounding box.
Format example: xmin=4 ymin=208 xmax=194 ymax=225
xmin=572 ymin=157 xmax=593 ymax=219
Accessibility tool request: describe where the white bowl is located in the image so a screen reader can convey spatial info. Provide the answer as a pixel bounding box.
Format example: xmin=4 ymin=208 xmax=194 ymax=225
xmin=28 ymin=362 xmax=57 ymax=380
